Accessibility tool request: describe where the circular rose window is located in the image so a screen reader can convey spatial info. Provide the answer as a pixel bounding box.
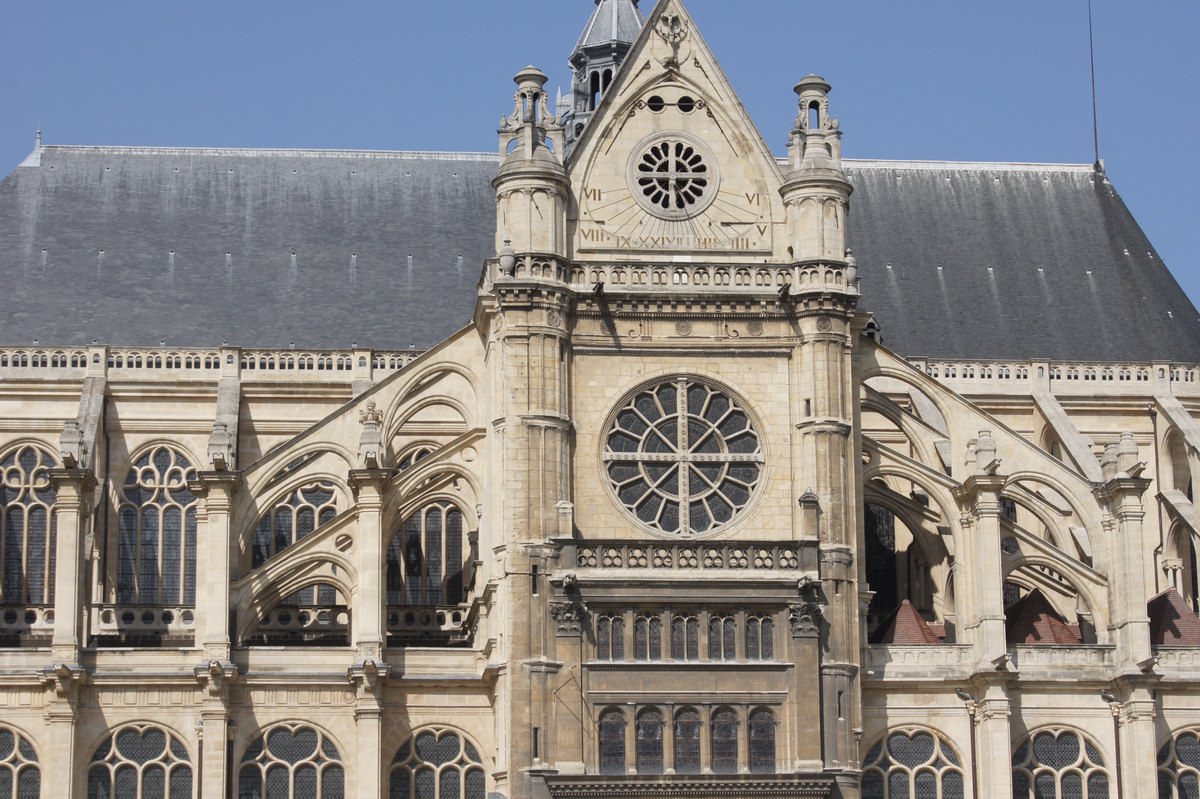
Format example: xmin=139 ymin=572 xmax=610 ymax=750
xmin=603 ymin=378 xmax=763 ymax=536
xmin=626 ymin=133 xmax=720 ymax=221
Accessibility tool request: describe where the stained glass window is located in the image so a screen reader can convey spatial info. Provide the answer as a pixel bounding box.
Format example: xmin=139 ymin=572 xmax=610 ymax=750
xmin=711 ymin=708 xmax=738 ymax=774
xmin=599 ymin=710 xmax=625 ymax=775
xmin=1012 ymin=729 xmax=1107 ymax=799
xmin=671 ymin=615 xmax=698 ymax=661
xmin=749 ymin=709 xmax=776 ymax=775
xmin=596 ymin=615 xmax=624 ymax=661
xmin=386 ymin=503 xmax=466 ymax=607
xmin=708 ymin=615 xmax=736 ymax=661
xmin=117 ymin=448 xmax=197 ymax=605
xmin=633 ymin=615 xmax=661 ymax=661
xmin=862 ymin=729 xmax=964 ymax=799
xmin=238 ymin=724 xmax=343 ymax=799
xmin=0 ymin=447 xmax=56 ymax=606
xmin=390 ymin=729 xmax=485 ymax=799
xmin=250 ymin=483 xmax=337 ymax=568
xmin=0 ymin=727 xmax=39 ymax=799
xmin=746 ymin=615 xmax=773 ymax=660
xmin=1160 ymin=730 xmax=1200 ymax=798
xmin=88 ymin=725 xmax=191 ymax=799
xmin=674 ymin=709 xmax=701 ymax=774
xmin=636 ymin=710 xmax=664 ymax=775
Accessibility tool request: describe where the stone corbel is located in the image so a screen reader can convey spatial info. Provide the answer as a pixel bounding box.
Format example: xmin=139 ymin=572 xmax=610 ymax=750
xmin=194 ymin=660 xmax=238 ymax=701
xmin=348 ymin=659 xmax=391 ymax=702
xmin=40 ymin=662 xmax=87 ymax=705
xmin=789 ymin=576 xmax=826 ymax=638
xmin=549 ymin=600 xmax=586 ymax=636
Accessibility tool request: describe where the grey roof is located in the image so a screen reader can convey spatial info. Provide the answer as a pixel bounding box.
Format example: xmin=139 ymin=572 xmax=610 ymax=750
xmin=844 ymin=160 xmax=1200 ymax=363
xmin=0 ymin=146 xmax=497 ymax=350
xmin=1 ymin=145 xmax=1197 ymax=363
xmin=573 ymin=0 xmax=645 ymax=54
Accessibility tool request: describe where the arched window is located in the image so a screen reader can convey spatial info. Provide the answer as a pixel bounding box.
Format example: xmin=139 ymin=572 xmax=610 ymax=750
xmin=635 ymin=710 xmax=664 ymax=775
xmin=671 ymin=614 xmax=698 ymax=660
xmin=117 ymin=448 xmax=198 ymax=605
xmin=710 ymin=708 xmax=738 ymax=774
xmin=596 ymin=615 xmax=624 ymax=661
xmin=389 ymin=728 xmax=485 ymax=799
xmin=1012 ymin=729 xmax=1108 ymax=799
xmin=746 ymin=615 xmax=773 ymax=660
xmin=673 ymin=709 xmax=701 ymax=774
xmin=1159 ymin=729 xmax=1200 ymax=797
xmin=386 ymin=502 xmax=465 ymax=607
xmin=87 ymin=724 xmax=192 ymax=799
xmin=238 ymin=724 xmax=344 ymax=799
xmin=251 ymin=483 xmax=337 ymax=568
xmin=0 ymin=446 xmax=56 ymax=606
xmin=0 ymin=726 xmax=40 ymax=798
xmin=633 ymin=614 xmax=661 ymax=661
xmin=708 ymin=615 xmax=735 ymax=661
xmin=748 ymin=709 xmax=776 ymax=775
xmin=862 ymin=729 xmax=963 ymax=798
xmin=598 ymin=710 xmax=625 ymax=775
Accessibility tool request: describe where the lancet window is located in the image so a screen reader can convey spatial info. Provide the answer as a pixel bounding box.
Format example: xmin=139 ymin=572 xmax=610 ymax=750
xmin=238 ymin=724 xmax=344 ymax=799
xmin=1012 ymin=729 xmax=1108 ymax=799
xmin=671 ymin=614 xmax=699 ymax=660
xmin=0 ymin=727 xmax=39 ymax=799
xmin=87 ymin=724 xmax=192 ymax=799
xmin=708 ymin=615 xmax=736 ymax=660
xmin=862 ymin=729 xmax=964 ymax=798
xmin=389 ymin=729 xmax=485 ymax=799
xmin=251 ymin=483 xmax=337 ymax=568
xmin=745 ymin=615 xmax=774 ymax=660
xmin=633 ymin=614 xmax=661 ymax=661
xmin=595 ymin=615 xmax=624 ymax=661
xmin=386 ymin=502 xmax=465 ymax=607
xmin=116 ymin=448 xmax=197 ymax=606
xmin=0 ymin=446 xmax=56 ymax=606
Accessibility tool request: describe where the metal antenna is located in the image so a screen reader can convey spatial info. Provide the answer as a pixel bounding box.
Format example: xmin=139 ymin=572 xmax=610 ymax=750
xmin=1088 ymin=0 xmax=1100 ymax=167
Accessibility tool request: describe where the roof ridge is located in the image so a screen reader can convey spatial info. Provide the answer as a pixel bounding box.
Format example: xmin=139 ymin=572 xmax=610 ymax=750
xmin=36 ymin=145 xmax=500 ymax=162
xmin=842 ymin=158 xmax=1097 ymax=172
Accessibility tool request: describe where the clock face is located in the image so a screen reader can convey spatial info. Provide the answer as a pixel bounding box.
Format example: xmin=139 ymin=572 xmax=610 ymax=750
xmin=577 ymin=129 xmax=772 ymax=254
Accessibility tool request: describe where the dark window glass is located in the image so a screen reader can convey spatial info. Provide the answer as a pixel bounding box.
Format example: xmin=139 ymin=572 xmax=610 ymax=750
xmin=390 ymin=729 xmax=484 ymax=799
xmin=711 ymin=709 xmax=738 ymax=774
xmin=387 ymin=503 xmax=467 ymax=607
xmin=636 ymin=711 xmax=664 ymax=775
xmin=88 ymin=725 xmax=190 ymax=799
xmin=117 ymin=448 xmax=198 ymax=605
xmin=749 ymin=709 xmax=775 ymax=774
xmin=598 ymin=711 xmax=625 ymax=775
xmin=674 ymin=710 xmax=701 ymax=774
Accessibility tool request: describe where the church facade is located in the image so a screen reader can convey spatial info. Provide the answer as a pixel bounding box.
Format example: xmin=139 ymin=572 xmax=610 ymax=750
xmin=1 ymin=1 xmax=1199 ymax=798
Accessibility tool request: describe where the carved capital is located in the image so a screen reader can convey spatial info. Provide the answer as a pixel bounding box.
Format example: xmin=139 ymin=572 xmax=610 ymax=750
xmin=549 ymin=600 xmax=586 ymax=636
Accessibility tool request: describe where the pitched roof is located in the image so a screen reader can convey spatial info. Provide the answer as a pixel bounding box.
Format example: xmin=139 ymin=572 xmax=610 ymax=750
xmin=1148 ymin=587 xmax=1200 ymax=646
xmin=572 ymin=0 xmax=645 ymax=54
xmin=1005 ymin=589 xmax=1082 ymax=645
xmin=1 ymin=146 xmax=1197 ymax=361
xmin=869 ymin=600 xmax=942 ymax=645
xmin=844 ymin=160 xmax=1200 ymax=362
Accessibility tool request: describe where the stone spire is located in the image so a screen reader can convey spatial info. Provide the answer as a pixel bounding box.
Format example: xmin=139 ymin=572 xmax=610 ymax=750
xmin=563 ymin=0 xmax=645 ymax=152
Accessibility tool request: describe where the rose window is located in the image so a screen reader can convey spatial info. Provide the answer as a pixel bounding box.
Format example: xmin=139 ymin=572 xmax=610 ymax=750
xmin=627 ymin=134 xmax=719 ymax=220
xmin=604 ymin=378 xmax=763 ymax=536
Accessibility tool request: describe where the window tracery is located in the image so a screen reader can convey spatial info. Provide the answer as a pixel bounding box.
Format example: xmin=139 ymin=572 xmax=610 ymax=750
xmin=0 ymin=727 xmax=39 ymax=799
xmin=671 ymin=614 xmax=699 ymax=660
xmin=238 ymin=724 xmax=344 ymax=799
xmin=1160 ymin=729 xmax=1200 ymax=798
xmin=862 ymin=729 xmax=963 ymax=798
xmin=633 ymin=614 xmax=661 ymax=661
xmin=745 ymin=615 xmax=774 ymax=660
xmin=596 ymin=615 xmax=624 ymax=661
xmin=708 ymin=615 xmax=736 ymax=661
xmin=389 ymin=728 xmax=485 ymax=799
xmin=117 ymin=448 xmax=197 ymax=606
xmin=1012 ymin=729 xmax=1107 ymax=799
xmin=604 ymin=378 xmax=763 ymax=536
xmin=87 ymin=724 xmax=191 ymax=799
xmin=0 ymin=446 xmax=56 ymax=606
xmin=386 ymin=502 xmax=465 ymax=607
xmin=251 ymin=483 xmax=338 ymax=569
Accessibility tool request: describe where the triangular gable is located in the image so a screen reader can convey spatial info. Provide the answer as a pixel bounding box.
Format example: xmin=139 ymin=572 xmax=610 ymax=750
xmin=1005 ymin=589 xmax=1082 ymax=645
xmin=567 ymin=0 xmax=788 ymax=261
xmin=1149 ymin=588 xmax=1200 ymax=646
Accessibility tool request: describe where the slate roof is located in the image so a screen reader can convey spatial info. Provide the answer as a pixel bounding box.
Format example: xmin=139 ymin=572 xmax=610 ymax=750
xmin=572 ymin=0 xmax=645 ymax=54
xmin=844 ymin=160 xmax=1200 ymax=363
xmin=1 ymin=145 xmax=1198 ymax=361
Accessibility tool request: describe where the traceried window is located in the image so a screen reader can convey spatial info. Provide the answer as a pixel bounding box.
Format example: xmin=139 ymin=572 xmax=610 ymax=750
xmin=251 ymin=484 xmax=337 ymax=569
xmin=708 ymin=615 xmax=736 ymax=661
xmin=636 ymin=710 xmax=664 ymax=775
xmin=0 ymin=447 xmax=56 ymax=606
xmin=1160 ymin=730 xmax=1200 ymax=798
xmin=710 ymin=708 xmax=738 ymax=774
xmin=633 ymin=614 xmax=661 ymax=661
xmin=238 ymin=724 xmax=344 ymax=799
xmin=748 ymin=709 xmax=776 ymax=775
xmin=1012 ymin=729 xmax=1108 ymax=799
xmin=746 ymin=615 xmax=774 ymax=661
xmin=671 ymin=614 xmax=699 ymax=660
xmin=596 ymin=615 xmax=624 ymax=661
xmin=862 ymin=729 xmax=963 ymax=798
xmin=117 ymin=448 xmax=198 ymax=605
xmin=598 ymin=710 xmax=626 ymax=776
xmin=389 ymin=729 xmax=485 ymax=799
xmin=604 ymin=378 xmax=763 ymax=536
xmin=0 ymin=727 xmax=39 ymax=799
xmin=674 ymin=709 xmax=701 ymax=774
xmin=386 ymin=502 xmax=465 ymax=606
xmin=87 ymin=724 xmax=192 ymax=799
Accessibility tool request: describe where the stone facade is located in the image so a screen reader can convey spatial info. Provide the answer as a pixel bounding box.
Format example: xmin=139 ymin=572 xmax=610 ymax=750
xmin=0 ymin=1 xmax=1198 ymax=798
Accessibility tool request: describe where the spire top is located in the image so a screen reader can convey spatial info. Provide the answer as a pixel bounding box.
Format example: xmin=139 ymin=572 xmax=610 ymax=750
xmin=564 ymin=0 xmax=646 ymax=153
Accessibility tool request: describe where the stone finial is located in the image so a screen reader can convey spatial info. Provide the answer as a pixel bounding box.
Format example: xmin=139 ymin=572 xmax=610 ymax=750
xmin=208 ymin=422 xmax=234 ymax=471
xmin=499 ymin=240 xmax=517 ymax=277
xmin=59 ymin=420 xmax=85 ymax=469
xmin=358 ymin=400 xmax=384 ymax=468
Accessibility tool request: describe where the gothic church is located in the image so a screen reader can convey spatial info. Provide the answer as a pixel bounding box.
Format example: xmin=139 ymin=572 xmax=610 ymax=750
xmin=0 ymin=1 xmax=1199 ymax=798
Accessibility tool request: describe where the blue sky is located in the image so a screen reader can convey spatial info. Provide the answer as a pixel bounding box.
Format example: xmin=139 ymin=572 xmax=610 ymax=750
xmin=3 ymin=0 xmax=1198 ymax=317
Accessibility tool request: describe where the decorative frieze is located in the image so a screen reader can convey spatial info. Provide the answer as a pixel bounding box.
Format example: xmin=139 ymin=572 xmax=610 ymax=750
xmin=574 ymin=542 xmax=805 ymax=571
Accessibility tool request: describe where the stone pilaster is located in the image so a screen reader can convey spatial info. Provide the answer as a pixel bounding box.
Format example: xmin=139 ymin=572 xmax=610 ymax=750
xmin=41 ymin=663 xmax=86 ymax=799
xmin=48 ymin=468 xmax=96 ymax=664
xmin=189 ymin=471 xmax=242 ymax=662
xmin=195 ymin=660 xmax=238 ymax=799
xmin=969 ymin=674 xmax=1014 ymax=799
xmin=1095 ymin=474 xmax=1154 ymax=669
xmin=953 ymin=470 xmax=1009 ymax=661
xmin=349 ymin=468 xmax=397 ymax=662
xmin=349 ymin=660 xmax=390 ymax=799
